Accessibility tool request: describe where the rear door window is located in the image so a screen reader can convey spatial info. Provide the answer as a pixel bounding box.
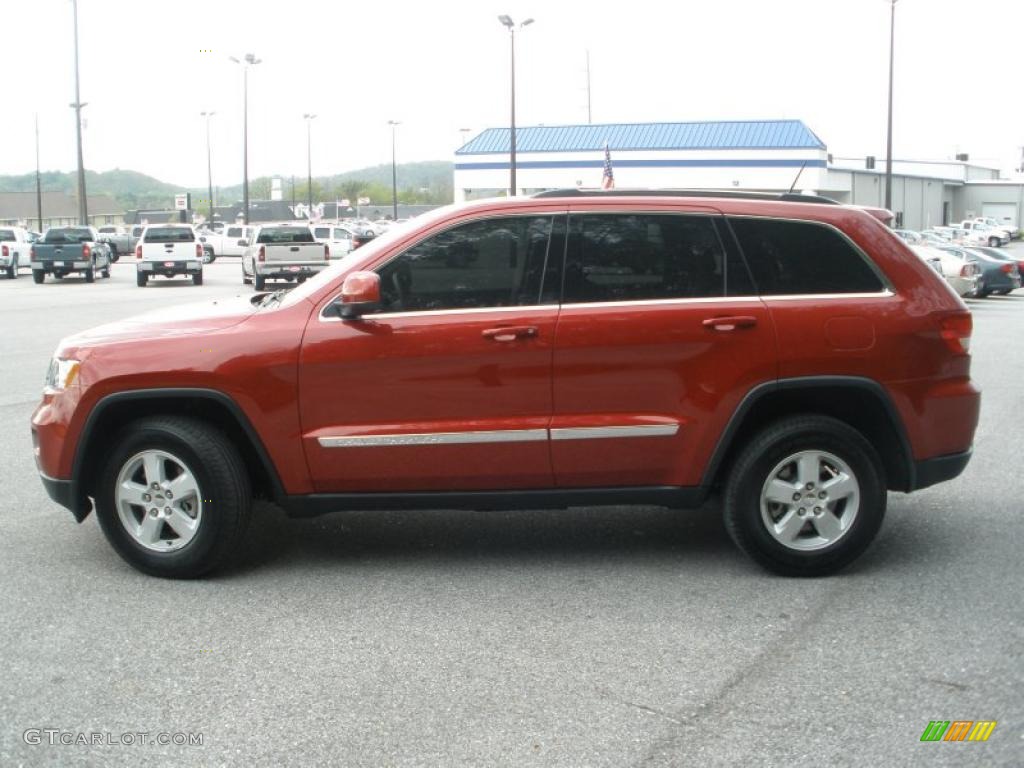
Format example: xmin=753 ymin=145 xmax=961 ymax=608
xmin=727 ymin=217 xmax=886 ymax=295
xmin=562 ymin=213 xmax=729 ymax=303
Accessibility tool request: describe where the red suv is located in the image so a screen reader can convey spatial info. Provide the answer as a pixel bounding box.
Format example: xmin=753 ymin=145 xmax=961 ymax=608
xmin=31 ymin=191 xmax=980 ymax=578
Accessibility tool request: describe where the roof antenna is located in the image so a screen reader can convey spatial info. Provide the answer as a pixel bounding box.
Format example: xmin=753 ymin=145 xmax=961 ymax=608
xmin=787 ymin=162 xmax=807 ymax=194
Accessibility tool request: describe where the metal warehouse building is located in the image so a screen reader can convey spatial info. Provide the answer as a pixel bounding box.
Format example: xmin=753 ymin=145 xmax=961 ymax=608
xmin=453 ymin=120 xmax=1024 ymax=232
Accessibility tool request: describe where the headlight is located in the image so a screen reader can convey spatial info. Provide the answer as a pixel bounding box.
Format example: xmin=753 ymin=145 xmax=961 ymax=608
xmin=45 ymin=357 xmax=81 ymax=391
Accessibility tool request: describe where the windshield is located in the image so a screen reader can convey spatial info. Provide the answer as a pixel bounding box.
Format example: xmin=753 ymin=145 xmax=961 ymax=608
xmin=44 ymin=228 xmax=93 ymax=243
xmin=144 ymin=227 xmax=195 ymax=243
xmin=0 ymin=229 xmax=15 ymax=240
xmin=278 ymin=204 xmax=460 ymax=309
xmin=256 ymin=227 xmax=315 ymax=244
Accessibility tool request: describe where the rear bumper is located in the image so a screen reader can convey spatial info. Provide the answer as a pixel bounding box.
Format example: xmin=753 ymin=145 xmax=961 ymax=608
xmin=911 ymin=448 xmax=972 ymax=492
xmin=138 ymin=260 xmax=202 ymax=273
xmin=255 ymin=263 xmax=326 ymax=278
xmin=31 ymin=260 xmax=91 ymax=271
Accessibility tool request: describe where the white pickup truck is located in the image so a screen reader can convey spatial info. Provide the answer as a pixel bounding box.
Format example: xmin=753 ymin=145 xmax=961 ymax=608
xmin=135 ymin=224 xmax=204 ymax=287
xmin=240 ymin=224 xmax=328 ymax=290
xmin=970 ymin=217 xmax=1017 ymax=240
xmin=0 ymin=226 xmax=32 ymax=279
xmin=956 ymin=220 xmax=1008 ymax=247
xmin=198 ymin=224 xmax=254 ymax=258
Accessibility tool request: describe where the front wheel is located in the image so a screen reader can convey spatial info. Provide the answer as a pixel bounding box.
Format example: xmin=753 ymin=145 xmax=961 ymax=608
xmin=723 ymin=415 xmax=886 ymax=577
xmin=32 ymin=269 xmax=44 ymax=284
xmin=94 ymin=416 xmax=252 ymax=579
xmin=989 ymin=237 xmax=1000 ymax=247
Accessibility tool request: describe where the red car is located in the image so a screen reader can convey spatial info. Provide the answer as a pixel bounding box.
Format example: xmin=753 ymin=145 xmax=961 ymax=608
xmin=31 ymin=190 xmax=980 ymax=578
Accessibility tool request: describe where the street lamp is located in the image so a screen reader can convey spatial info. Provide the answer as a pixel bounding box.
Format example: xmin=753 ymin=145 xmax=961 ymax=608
xmin=229 ymin=53 xmax=261 ymax=224
xmin=884 ymin=0 xmax=897 ymax=211
xmin=498 ymin=15 xmax=533 ymax=196
xmin=303 ymin=113 xmax=317 ymax=214
xmin=388 ymin=120 xmax=400 ymax=220
xmin=459 ymin=127 xmax=472 ymax=146
xmin=200 ymin=111 xmax=215 ymax=226
xmin=70 ymin=0 xmax=88 ymax=224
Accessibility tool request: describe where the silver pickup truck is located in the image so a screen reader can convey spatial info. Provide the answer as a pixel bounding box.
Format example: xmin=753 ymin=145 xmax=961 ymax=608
xmin=240 ymin=224 xmax=329 ymax=290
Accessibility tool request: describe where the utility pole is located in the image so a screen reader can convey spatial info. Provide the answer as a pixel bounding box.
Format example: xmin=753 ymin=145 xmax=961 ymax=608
xmin=498 ymin=16 xmax=534 ymax=197
xmin=586 ymin=49 xmax=592 ymax=124
xmin=70 ymin=0 xmax=88 ymax=225
xmin=35 ymin=114 xmax=43 ymax=231
xmin=201 ymin=111 xmax=215 ymax=226
xmin=388 ymin=120 xmax=400 ymax=220
xmin=303 ymin=113 xmax=317 ymax=212
xmin=884 ymin=0 xmax=897 ymax=211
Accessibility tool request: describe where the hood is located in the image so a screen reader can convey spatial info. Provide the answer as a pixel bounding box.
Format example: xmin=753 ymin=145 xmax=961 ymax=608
xmin=61 ymin=293 xmax=260 ymax=349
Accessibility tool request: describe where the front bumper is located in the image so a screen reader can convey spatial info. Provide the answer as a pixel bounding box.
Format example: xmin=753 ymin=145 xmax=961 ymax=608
xmin=38 ymin=472 xmax=91 ymax=522
xmin=255 ymin=263 xmax=326 ymax=278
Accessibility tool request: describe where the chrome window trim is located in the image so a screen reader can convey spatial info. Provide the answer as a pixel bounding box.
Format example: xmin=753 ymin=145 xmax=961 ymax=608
xmin=317 ymin=423 xmax=681 ymax=447
xmin=558 ymin=296 xmax=762 ymax=310
xmin=319 ymin=303 xmax=560 ymax=322
xmin=549 ymin=425 xmax=679 ymax=441
xmin=318 ymin=429 xmax=549 ymax=448
xmin=761 ymin=290 xmax=895 ymax=301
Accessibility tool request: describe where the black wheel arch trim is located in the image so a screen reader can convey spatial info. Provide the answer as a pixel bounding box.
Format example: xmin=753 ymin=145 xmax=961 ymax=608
xmin=701 ymin=375 xmax=917 ymax=492
xmin=68 ymin=388 xmax=287 ymax=520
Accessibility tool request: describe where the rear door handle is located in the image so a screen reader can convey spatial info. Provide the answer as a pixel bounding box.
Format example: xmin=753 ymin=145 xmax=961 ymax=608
xmin=702 ymin=315 xmax=758 ymax=331
xmin=482 ymin=325 xmax=539 ymax=342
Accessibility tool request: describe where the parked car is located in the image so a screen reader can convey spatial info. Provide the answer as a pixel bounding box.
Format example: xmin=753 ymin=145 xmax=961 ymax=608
xmin=311 ymin=224 xmax=354 ymax=259
xmin=135 ymin=224 xmax=204 ymax=287
xmin=956 ymin=220 xmax=1008 ymax=247
xmin=941 ymin=245 xmax=1021 ymax=296
xmin=240 ymin=223 xmax=329 ymax=290
xmin=31 ymin=190 xmax=980 ymax=579
xmin=912 ymin=245 xmax=980 ymax=298
xmin=0 ymin=226 xmax=33 ymax=278
xmin=969 ymin=246 xmax=1024 ymax=284
xmin=907 ymin=245 xmax=944 ymax=276
xmin=893 ymin=229 xmax=923 ymax=244
xmin=919 ymin=229 xmax=952 ymax=246
xmin=30 ymin=227 xmax=112 ymax=283
xmin=969 ymin=216 xmax=1017 ymax=240
xmin=95 ymin=225 xmax=132 ymax=261
xmin=199 ymin=225 xmax=254 ymax=258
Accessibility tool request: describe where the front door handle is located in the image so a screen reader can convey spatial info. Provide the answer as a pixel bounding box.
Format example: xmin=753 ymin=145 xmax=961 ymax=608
xmin=482 ymin=325 xmax=539 ymax=342
xmin=702 ymin=315 xmax=758 ymax=332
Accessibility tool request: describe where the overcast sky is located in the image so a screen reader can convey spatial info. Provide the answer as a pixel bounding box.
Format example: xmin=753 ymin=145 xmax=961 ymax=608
xmin=5 ymin=0 xmax=1024 ymax=188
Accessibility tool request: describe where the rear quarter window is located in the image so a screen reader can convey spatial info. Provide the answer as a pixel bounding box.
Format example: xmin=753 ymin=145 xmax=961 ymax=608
xmin=728 ymin=217 xmax=886 ymax=295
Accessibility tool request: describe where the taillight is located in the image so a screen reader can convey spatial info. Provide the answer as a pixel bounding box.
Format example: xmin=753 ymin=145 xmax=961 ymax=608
xmin=1000 ymin=263 xmax=1013 ymax=273
xmin=324 ymin=244 xmax=330 ymax=260
xmin=30 ymin=246 xmax=36 ymax=259
xmin=1 ymin=245 xmax=7 ymax=258
xmin=258 ymin=245 xmax=266 ymax=263
xmin=196 ymin=243 xmax=203 ymax=258
xmin=135 ymin=245 xmax=142 ymax=259
xmin=959 ymin=264 xmax=971 ymax=277
xmin=939 ymin=312 xmax=972 ymax=355
xmin=82 ymin=244 xmax=91 ymax=258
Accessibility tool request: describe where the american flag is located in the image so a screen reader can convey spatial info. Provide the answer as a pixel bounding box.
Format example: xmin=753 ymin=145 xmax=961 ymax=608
xmin=601 ymin=142 xmax=615 ymax=189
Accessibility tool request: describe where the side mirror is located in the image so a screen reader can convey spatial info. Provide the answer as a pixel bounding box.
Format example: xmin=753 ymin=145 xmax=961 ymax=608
xmin=336 ymin=271 xmax=380 ymax=319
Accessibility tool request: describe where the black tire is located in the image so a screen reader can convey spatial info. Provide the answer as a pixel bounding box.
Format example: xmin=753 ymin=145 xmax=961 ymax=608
xmin=109 ymin=246 xmax=119 ymax=262
xmin=94 ymin=416 xmax=252 ymax=579
xmin=989 ymin=237 xmax=999 ymax=247
xmin=32 ymin=269 xmax=44 ymax=284
xmin=7 ymin=258 xmax=16 ymax=279
xmin=136 ymin=272 xmax=147 ymax=287
xmin=723 ymin=415 xmax=886 ymax=577
xmin=102 ymin=265 xmax=111 ymax=278
xmin=254 ymin=274 xmax=265 ymax=291
xmin=84 ymin=264 xmax=95 ymax=283
xmin=193 ymin=271 xmax=203 ymax=286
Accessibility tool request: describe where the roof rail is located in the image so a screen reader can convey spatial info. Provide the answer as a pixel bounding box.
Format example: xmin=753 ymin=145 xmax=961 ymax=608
xmin=530 ymin=188 xmax=839 ymax=205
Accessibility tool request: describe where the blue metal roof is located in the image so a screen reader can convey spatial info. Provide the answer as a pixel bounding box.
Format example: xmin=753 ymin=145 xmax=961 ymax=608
xmin=456 ymin=120 xmax=826 ymax=155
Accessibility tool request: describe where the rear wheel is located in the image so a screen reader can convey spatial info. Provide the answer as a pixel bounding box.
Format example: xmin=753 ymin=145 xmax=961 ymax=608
xmin=102 ymin=265 xmax=111 ymax=278
xmin=94 ymin=416 xmax=252 ymax=579
xmin=254 ymin=274 xmax=265 ymax=291
xmin=32 ymin=269 xmax=44 ymax=284
xmin=6 ymin=257 xmax=17 ymax=279
xmin=193 ymin=271 xmax=203 ymax=286
xmin=84 ymin=263 xmax=95 ymax=283
xmin=136 ymin=272 xmax=147 ymax=287
xmin=723 ymin=415 xmax=886 ymax=577
xmin=989 ymin=236 xmax=1000 ymax=247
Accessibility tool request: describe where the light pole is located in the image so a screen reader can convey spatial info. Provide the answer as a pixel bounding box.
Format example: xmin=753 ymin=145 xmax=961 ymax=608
xmin=459 ymin=127 xmax=472 ymax=146
xmin=303 ymin=113 xmax=316 ymax=214
xmin=35 ymin=114 xmax=43 ymax=231
xmin=388 ymin=120 xmax=400 ymax=220
xmin=200 ymin=111 xmax=215 ymax=226
xmin=70 ymin=0 xmax=88 ymax=224
xmin=884 ymin=0 xmax=897 ymax=211
xmin=229 ymin=53 xmax=261 ymax=224
xmin=498 ymin=15 xmax=533 ymax=196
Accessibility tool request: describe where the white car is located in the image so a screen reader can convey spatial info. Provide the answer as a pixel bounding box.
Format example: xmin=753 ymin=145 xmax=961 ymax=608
xmin=970 ymin=217 xmax=1017 ymax=240
xmin=912 ymin=245 xmax=979 ymax=298
xmin=310 ymin=224 xmax=354 ymax=258
xmin=240 ymin=224 xmax=329 ymax=290
xmin=135 ymin=224 xmax=204 ymax=287
xmin=0 ymin=225 xmax=32 ymax=279
xmin=957 ymin=220 xmax=1008 ymax=247
xmin=198 ymin=224 xmax=254 ymax=257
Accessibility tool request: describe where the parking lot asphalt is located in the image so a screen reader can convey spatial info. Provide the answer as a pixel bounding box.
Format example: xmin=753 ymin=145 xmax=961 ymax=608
xmin=1 ymin=251 xmax=1021 ymax=767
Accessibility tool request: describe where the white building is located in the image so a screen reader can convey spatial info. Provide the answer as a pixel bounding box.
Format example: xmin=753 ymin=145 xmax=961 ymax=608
xmin=454 ymin=120 xmax=1023 ymax=232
